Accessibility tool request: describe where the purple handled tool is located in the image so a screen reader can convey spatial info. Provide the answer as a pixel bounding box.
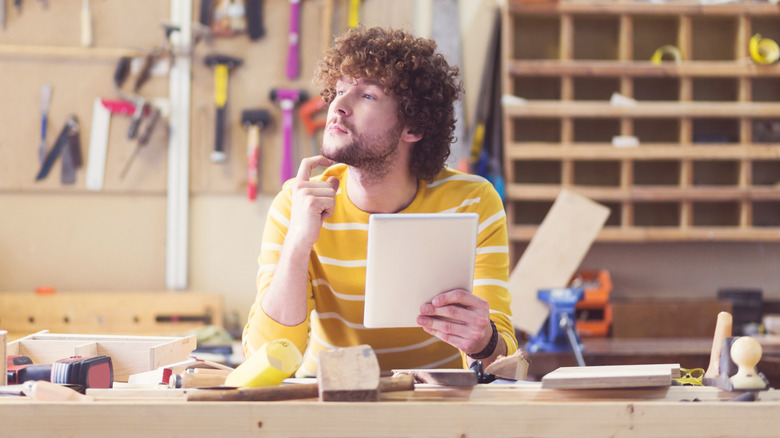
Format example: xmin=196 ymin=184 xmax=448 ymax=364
xmin=286 ymin=0 xmax=300 ymax=79
xmin=270 ymin=89 xmax=308 ymax=183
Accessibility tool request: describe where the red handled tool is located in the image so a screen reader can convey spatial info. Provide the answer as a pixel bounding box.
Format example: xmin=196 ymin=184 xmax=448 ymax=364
xmin=241 ymin=109 xmax=271 ymax=200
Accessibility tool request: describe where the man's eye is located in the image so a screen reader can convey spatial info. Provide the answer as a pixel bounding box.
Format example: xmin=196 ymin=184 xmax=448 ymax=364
xmin=364 ymin=94 xmax=375 ymax=100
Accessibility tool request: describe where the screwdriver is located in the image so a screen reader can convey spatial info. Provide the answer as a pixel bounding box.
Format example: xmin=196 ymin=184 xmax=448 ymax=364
xmin=39 ymin=84 xmax=53 ymax=163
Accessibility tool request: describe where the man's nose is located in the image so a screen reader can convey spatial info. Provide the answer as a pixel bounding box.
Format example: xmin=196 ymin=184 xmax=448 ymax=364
xmin=332 ymin=92 xmax=353 ymax=116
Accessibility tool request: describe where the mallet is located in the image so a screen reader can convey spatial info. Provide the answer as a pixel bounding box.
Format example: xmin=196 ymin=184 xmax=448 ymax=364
xmin=204 ymin=54 xmax=243 ymax=163
xmin=241 ymin=109 xmax=271 ymax=200
xmin=270 ymin=89 xmax=308 ymax=183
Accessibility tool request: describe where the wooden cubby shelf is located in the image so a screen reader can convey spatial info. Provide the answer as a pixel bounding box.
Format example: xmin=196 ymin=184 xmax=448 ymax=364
xmin=502 ymin=0 xmax=780 ymax=247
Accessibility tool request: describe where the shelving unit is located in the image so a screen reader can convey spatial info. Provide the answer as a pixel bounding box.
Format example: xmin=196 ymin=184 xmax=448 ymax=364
xmin=501 ymin=0 xmax=780 ymax=248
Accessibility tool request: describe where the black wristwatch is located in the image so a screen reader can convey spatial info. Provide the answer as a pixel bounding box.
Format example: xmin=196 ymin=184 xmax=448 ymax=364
xmin=468 ymin=320 xmax=498 ymax=360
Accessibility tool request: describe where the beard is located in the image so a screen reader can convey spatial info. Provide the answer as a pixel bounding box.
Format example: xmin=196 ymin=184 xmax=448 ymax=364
xmin=321 ymin=120 xmax=404 ymax=180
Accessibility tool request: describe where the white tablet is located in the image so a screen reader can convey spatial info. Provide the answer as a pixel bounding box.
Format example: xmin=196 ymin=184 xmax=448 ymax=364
xmin=363 ymin=213 xmax=479 ymax=328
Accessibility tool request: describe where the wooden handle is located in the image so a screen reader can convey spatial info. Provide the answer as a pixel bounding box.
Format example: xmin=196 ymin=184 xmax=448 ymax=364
xmin=705 ymin=311 xmax=733 ymax=379
xmin=1 ymin=330 xmax=7 ymax=386
xmin=187 ymin=375 xmax=415 ymax=402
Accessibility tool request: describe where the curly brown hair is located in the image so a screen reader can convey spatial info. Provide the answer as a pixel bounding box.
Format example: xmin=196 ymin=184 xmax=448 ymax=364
xmin=314 ymin=27 xmax=463 ymax=182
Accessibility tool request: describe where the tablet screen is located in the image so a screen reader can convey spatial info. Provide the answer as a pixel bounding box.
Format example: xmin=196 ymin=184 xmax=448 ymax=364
xmin=363 ymin=213 xmax=479 ymax=328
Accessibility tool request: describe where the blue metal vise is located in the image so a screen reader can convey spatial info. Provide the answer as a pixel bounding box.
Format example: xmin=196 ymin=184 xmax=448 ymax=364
xmin=526 ymin=287 xmax=586 ymax=366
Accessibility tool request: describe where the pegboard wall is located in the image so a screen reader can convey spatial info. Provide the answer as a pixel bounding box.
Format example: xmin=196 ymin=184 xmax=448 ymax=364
xmin=0 ymin=0 xmax=417 ymax=196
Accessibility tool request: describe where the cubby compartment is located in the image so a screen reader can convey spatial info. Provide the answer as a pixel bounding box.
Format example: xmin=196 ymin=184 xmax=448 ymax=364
xmin=751 ymin=17 xmax=780 ymax=44
xmin=573 ymin=77 xmax=620 ymax=101
xmin=634 ymin=202 xmax=680 ymax=227
xmin=751 ymin=78 xmax=780 ymax=102
xmin=512 ymin=160 xmax=562 ymax=185
xmin=691 ymin=16 xmax=739 ymax=60
xmin=752 ymin=119 xmax=780 ymax=143
xmin=512 ymin=15 xmax=560 ymax=60
xmin=513 ymin=77 xmax=561 ymax=100
xmin=752 ymin=160 xmax=780 ymax=186
xmin=634 ymin=161 xmax=680 ymax=186
xmin=692 ymin=78 xmax=738 ymax=102
xmin=573 ymin=161 xmax=621 ymax=186
xmin=692 ymin=119 xmax=740 ymax=144
xmin=692 ymin=202 xmax=740 ymax=226
xmin=512 ymin=118 xmax=561 ymax=143
xmin=511 ymin=200 xmax=554 ymax=225
xmin=634 ymin=119 xmax=681 ymax=143
xmin=633 ymin=77 xmax=680 ymax=101
xmin=573 ymin=15 xmax=620 ymax=60
xmin=573 ymin=119 xmax=620 ymax=142
xmin=633 ymin=15 xmax=679 ymax=61
xmin=602 ymin=202 xmax=622 ymax=227
xmin=753 ymin=202 xmax=780 ymax=227
xmin=692 ymin=161 xmax=740 ymax=186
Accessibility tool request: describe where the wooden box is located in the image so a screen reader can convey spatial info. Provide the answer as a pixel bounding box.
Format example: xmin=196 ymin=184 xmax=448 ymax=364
xmin=612 ymin=299 xmax=732 ymax=338
xmin=6 ymin=331 xmax=197 ymax=382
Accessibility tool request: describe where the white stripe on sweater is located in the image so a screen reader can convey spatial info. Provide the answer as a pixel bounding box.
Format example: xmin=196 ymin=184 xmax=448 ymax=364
xmin=317 ymin=255 xmax=367 ymax=268
xmin=312 ymin=279 xmax=365 ymax=301
xmin=478 ymin=210 xmax=505 ymax=234
xmin=427 ymin=173 xmax=487 ymax=188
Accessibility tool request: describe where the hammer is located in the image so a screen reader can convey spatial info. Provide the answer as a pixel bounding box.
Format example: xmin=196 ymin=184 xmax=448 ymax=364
xmin=270 ymin=89 xmax=307 ymax=183
xmin=204 ymin=54 xmax=243 ymax=163
xmin=241 ymin=109 xmax=271 ymax=200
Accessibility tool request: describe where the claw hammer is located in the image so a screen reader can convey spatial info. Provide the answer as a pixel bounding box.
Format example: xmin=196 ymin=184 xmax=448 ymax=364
xmin=205 ymin=54 xmax=243 ymax=163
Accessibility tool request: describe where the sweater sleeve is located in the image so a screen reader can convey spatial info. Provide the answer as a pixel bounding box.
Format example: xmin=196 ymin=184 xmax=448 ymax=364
xmin=242 ymin=188 xmax=316 ymax=359
xmin=463 ymin=182 xmax=518 ymax=365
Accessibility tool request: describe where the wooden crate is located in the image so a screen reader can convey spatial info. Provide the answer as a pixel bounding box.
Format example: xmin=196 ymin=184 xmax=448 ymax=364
xmin=611 ymin=299 xmax=732 ymax=338
xmin=6 ymin=331 xmax=197 ymax=382
xmin=0 ymin=291 xmax=223 ymax=340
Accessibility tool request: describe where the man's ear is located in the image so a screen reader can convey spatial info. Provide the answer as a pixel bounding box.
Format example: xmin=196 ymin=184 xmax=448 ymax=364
xmin=401 ymin=127 xmax=423 ymax=143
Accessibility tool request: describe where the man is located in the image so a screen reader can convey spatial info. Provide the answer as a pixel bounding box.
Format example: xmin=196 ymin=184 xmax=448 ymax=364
xmin=243 ymin=27 xmax=517 ymax=377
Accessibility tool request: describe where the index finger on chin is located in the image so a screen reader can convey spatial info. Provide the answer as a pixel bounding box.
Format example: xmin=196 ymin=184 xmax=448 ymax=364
xmin=296 ymin=156 xmax=333 ymax=181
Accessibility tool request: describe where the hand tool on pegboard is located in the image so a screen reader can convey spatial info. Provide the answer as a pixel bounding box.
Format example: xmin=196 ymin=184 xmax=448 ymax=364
xmin=209 ymin=0 xmax=246 ymax=37
xmin=81 ymin=0 xmax=92 ymax=47
xmin=270 ymin=88 xmax=307 ymax=183
xmin=298 ymin=96 xmax=326 ymax=155
xmin=35 ymin=115 xmax=82 ymax=184
xmin=1 ymin=0 xmax=6 ymax=30
xmin=348 ymin=0 xmax=360 ymax=28
xmin=38 ymin=84 xmax=53 ymax=163
xmin=204 ymin=54 xmax=243 ymax=163
xmin=285 ymin=0 xmax=301 ymax=79
xmin=241 ymin=109 xmax=271 ymax=200
xmin=86 ymin=98 xmax=150 ymax=190
xmin=244 ymin=0 xmax=265 ymax=40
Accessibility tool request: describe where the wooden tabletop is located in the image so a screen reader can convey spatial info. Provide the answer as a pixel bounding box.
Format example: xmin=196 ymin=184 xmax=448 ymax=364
xmin=1 ymin=384 xmax=779 ymax=437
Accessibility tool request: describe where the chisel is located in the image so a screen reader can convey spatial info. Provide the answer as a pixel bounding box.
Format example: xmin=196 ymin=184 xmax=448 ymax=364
xmin=38 ymin=84 xmax=53 ymax=163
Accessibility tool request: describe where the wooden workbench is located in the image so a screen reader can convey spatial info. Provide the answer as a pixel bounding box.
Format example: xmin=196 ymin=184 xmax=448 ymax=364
xmin=528 ymin=337 xmax=780 ymax=388
xmin=1 ymin=383 xmax=779 ymax=437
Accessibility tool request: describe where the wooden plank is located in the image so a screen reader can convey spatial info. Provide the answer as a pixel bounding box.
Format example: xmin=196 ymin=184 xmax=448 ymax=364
xmin=509 ymin=189 xmax=610 ymax=334
xmin=504 ymin=101 xmax=780 ymax=118
xmin=505 ymin=144 xmax=780 ymax=160
xmin=541 ymin=363 xmax=681 ymax=389
xmin=508 ymin=60 xmax=780 ymax=77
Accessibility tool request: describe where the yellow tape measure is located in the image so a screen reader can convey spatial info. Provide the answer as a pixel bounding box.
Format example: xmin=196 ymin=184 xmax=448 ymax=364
xmin=673 ymin=367 xmax=704 ymax=386
xmin=651 ymin=45 xmax=683 ymax=64
xmin=750 ymin=34 xmax=780 ymax=65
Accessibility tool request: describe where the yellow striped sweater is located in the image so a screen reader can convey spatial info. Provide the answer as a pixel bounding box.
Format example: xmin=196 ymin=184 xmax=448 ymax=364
xmin=243 ymin=164 xmax=517 ymax=377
